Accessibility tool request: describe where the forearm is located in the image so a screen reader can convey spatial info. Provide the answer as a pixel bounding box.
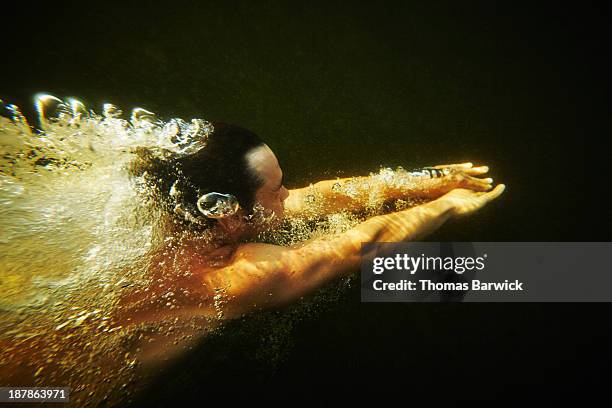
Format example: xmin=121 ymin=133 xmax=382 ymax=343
xmin=286 ymin=168 xmax=452 ymax=217
xmin=286 ymin=176 xmax=374 ymax=215
xmin=353 ymin=197 xmax=455 ymax=243
xmin=281 ymin=197 xmax=456 ymax=293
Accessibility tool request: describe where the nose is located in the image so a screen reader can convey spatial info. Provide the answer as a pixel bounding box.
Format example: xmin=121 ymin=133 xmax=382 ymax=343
xmin=280 ymin=186 xmax=289 ymax=201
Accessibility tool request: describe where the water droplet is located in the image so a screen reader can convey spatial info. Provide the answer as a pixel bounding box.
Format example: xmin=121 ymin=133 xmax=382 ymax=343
xmin=169 ymin=181 xmax=180 ymax=198
xmin=343 ymin=180 xmax=358 ymax=198
xmin=377 ymin=168 xmax=395 ymax=183
xmin=180 ymin=119 xmax=213 ymax=154
xmin=408 ymin=167 xmax=436 ymax=178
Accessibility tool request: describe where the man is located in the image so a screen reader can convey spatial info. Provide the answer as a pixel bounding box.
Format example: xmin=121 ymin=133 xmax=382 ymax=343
xmin=119 ymin=122 xmax=504 ymax=370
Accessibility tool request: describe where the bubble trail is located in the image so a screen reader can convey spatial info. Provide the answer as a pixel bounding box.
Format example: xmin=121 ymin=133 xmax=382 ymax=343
xmin=0 ymin=94 xmax=219 ymax=404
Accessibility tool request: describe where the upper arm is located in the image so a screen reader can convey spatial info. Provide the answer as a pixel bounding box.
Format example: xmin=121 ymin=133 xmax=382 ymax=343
xmin=201 ymin=231 xmax=366 ymax=318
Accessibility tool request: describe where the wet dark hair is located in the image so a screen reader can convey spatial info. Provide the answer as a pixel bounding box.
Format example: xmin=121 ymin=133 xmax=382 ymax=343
xmin=131 ymin=122 xmax=267 ymax=226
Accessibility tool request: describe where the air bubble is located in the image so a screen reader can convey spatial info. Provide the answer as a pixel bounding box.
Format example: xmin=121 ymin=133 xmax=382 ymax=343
xmin=196 ymin=192 xmax=239 ymax=219
xmin=103 ymin=103 xmax=122 ymax=119
xmin=130 ymin=108 xmax=156 ymax=127
xmin=35 ymin=94 xmax=70 ymax=129
xmin=5 ymin=103 xmax=32 ymax=134
xmin=67 ymin=98 xmax=89 ymax=122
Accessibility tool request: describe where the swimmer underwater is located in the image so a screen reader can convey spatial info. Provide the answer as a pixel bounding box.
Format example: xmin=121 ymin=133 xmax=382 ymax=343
xmin=0 ymin=108 xmax=504 ymax=402
xmin=118 ymin=122 xmax=505 ymax=364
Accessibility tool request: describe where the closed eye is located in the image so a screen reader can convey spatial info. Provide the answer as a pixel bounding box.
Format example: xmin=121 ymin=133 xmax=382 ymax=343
xmin=274 ymin=173 xmax=284 ymax=191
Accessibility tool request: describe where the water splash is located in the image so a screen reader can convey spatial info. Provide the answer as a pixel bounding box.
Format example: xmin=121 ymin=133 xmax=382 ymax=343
xmin=0 ymin=95 xmax=218 ymax=305
xmin=0 ymin=95 xmax=217 ymax=404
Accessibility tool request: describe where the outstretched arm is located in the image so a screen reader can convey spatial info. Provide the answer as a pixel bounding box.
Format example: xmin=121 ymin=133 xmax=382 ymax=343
xmin=202 ymin=184 xmax=505 ymax=319
xmin=284 ymin=162 xmax=493 ymax=217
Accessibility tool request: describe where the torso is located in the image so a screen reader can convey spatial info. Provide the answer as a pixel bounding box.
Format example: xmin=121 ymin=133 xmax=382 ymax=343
xmin=111 ymin=239 xmax=240 ymax=371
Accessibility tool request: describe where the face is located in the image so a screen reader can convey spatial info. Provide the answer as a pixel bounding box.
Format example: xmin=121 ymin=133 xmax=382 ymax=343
xmin=216 ymin=144 xmax=288 ymax=239
xmin=247 ymin=144 xmax=289 ymax=227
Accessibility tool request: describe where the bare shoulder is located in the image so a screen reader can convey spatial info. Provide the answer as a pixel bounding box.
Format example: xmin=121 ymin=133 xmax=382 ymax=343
xmin=198 ymin=242 xmax=299 ymax=292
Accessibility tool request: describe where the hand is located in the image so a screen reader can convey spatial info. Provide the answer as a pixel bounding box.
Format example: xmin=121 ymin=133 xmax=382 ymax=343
xmin=430 ymin=162 xmax=493 ymax=193
xmin=433 ymin=162 xmax=490 ymax=176
xmin=438 ymin=184 xmax=506 ymax=217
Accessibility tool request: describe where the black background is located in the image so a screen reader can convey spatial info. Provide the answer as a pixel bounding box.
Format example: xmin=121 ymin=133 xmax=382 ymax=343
xmin=1 ymin=0 xmax=610 ymax=404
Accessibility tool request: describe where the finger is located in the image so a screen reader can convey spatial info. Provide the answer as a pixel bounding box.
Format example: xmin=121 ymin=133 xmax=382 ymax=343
xmin=461 ymin=175 xmax=493 ymax=192
xmin=433 ymin=162 xmax=473 ymax=170
xmin=482 ymin=184 xmax=505 ymax=202
xmin=463 ymin=165 xmax=489 ymax=176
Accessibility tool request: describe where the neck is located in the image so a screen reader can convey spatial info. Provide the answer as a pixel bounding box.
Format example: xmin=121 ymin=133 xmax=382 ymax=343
xmin=211 ymin=220 xmax=255 ymax=244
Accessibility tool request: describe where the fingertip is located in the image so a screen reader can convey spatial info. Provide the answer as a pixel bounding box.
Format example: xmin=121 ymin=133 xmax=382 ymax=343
xmin=485 ymin=184 xmax=505 ymax=199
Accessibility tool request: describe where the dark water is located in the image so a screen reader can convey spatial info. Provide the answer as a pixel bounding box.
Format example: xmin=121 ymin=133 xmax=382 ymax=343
xmin=2 ymin=1 xmax=608 ymax=404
